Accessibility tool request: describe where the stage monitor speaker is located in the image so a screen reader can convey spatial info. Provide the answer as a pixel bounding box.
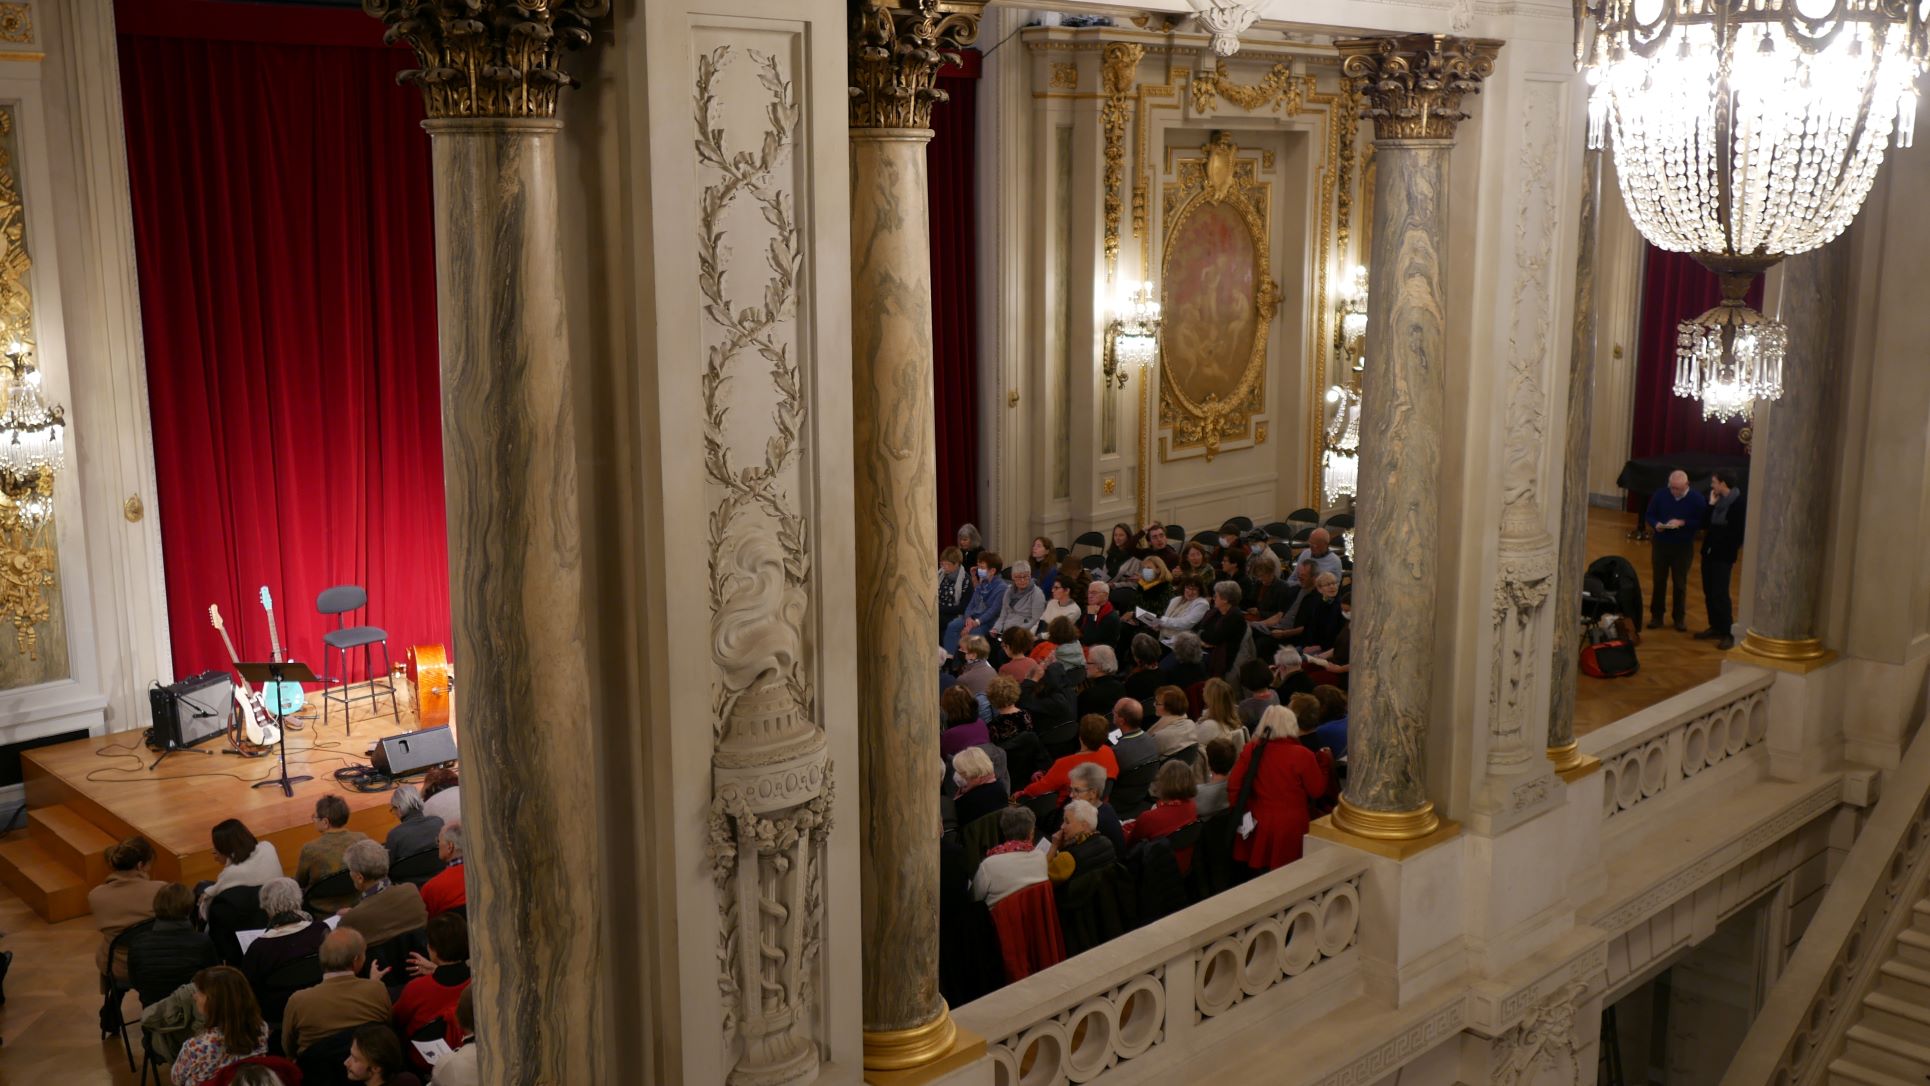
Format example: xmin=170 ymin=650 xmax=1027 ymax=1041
xmin=151 ymin=671 xmax=234 ymax=750
xmin=370 ymin=725 xmax=457 ymax=777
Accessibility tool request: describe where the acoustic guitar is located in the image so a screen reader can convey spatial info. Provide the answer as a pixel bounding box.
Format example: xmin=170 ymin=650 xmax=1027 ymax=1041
xmin=207 ymin=604 xmax=280 ymax=747
xmin=257 ymin=587 xmax=307 ymax=715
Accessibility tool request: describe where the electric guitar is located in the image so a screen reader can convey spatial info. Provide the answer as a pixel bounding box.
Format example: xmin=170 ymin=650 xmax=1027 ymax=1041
xmin=257 ymin=587 xmax=307 ymax=714
xmin=207 ymin=604 xmax=280 ymax=747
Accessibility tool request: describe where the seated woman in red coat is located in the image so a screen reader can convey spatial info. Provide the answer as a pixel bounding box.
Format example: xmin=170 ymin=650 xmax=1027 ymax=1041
xmin=1014 ymin=715 xmax=1118 ymax=803
xmin=1124 ymin=760 xmax=1199 ymax=872
xmin=1225 ymin=705 xmax=1329 ymax=873
xmin=391 ymin=913 xmax=471 ymax=1071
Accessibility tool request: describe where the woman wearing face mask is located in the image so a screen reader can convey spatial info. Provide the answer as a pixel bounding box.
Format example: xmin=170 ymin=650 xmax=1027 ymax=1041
xmin=1305 ymin=590 xmax=1353 ymax=687
xmin=1134 ymin=556 xmax=1175 ymax=615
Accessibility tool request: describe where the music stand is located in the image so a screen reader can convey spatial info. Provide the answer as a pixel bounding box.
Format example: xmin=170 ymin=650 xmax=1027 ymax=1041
xmin=238 ymin=661 xmax=320 ymax=797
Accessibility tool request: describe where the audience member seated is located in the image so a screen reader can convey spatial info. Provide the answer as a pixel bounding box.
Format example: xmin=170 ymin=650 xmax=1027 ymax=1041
xmin=281 ymin=929 xmax=391 ymax=1058
xmin=171 ymin=965 xmax=270 ymax=1086
xmin=1103 ymin=523 xmax=1135 ymax=578
xmin=943 ymin=551 xmax=1006 ymax=655
xmin=1162 ymin=631 xmax=1208 ymax=689
xmin=1245 ymin=553 xmax=1296 ymax=644
xmin=1030 ymin=615 xmax=1078 ymax=665
xmin=1217 ymin=548 xmax=1250 ymax=604
xmin=1298 ymin=572 xmax=1347 ymax=650
xmin=1197 ymin=677 xmax=1248 ymax=748
xmin=985 ymin=677 xmax=1032 ymax=742
xmin=939 ymin=686 xmax=990 ymax=762
xmin=1120 ymin=634 xmax=1166 ymax=703
xmin=937 ymin=546 xmax=971 ymax=634
xmin=1305 ymin=593 xmax=1352 ymax=686
xmin=950 ymin=747 xmax=1009 ymax=828
xmin=346 ymin=1022 xmax=422 ymax=1086
xmin=391 ymin=913 xmax=472 ymax=1068
xmin=1045 ymin=800 xmax=1116 ymax=883
xmin=1226 ymin=706 xmax=1329 ymax=874
xmin=1109 ymin=699 xmax=1158 ymax=771
xmin=1296 ymin=527 xmax=1344 ymax=581
xmin=1027 ymin=536 xmax=1061 ymax=596
xmin=1147 ymin=686 xmax=1198 ymax=756
xmin=997 ymin=628 xmax=1036 ymax=679
xmin=339 ymin=841 xmax=428 ymax=948
xmin=1306 ymin=685 xmax=1349 ymax=762
xmin=240 ymin=878 xmax=331 ymax=994
xmin=299 ymin=796 xmax=373 ymax=914
xmin=1076 ymin=645 xmax=1126 ymax=718
xmin=131 ymin=883 xmax=221 ymax=1006
xmin=1125 ymin=761 xmax=1200 ymax=870
xmin=1016 ymin=715 xmax=1119 ymax=802
xmin=1177 ymin=540 xmax=1215 ymax=585
xmin=90 ymin=835 xmax=163 ymax=982
xmin=1196 ymin=738 xmax=1238 ymax=817
xmin=420 ymin=767 xmax=461 ymax=826
xmin=1132 ymin=522 xmax=1181 ymax=571
xmin=1270 ymin=647 xmax=1315 ymax=700
xmin=1131 ymin=557 xmax=1175 ymax=615
xmin=419 ymin=824 xmax=467 ymax=920
xmin=1151 ymin=576 xmax=1210 ymax=646
xmin=970 ymin=807 xmax=1049 ymax=907
xmin=383 ymin=787 xmax=444 ymax=865
xmin=203 ymin=819 xmax=285 ymax=919
xmin=994 ymin=560 xmax=1045 ymax=639
xmin=1237 ymin=660 xmax=1280 ymax=728
xmin=1017 ymin=640 xmax=1082 ymax=728
xmin=1078 ymin=580 xmax=1121 ymax=649
xmin=428 ymin=988 xmax=478 ymax=1086
xmin=954 ymin=523 xmax=983 ymax=571
xmin=952 ymin=636 xmax=996 ymax=699
xmin=1040 ymin=576 xmax=1082 ymax=633
xmin=1198 ymin=581 xmax=1248 ymax=674
xmin=1063 ymin=762 xmax=1128 ymax=857
xmin=1217 ymin=523 xmax=1244 ymax=554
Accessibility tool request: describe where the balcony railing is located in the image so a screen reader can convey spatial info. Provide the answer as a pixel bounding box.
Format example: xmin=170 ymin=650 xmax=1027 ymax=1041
xmin=1582 ymin=667 xmax=1774 ymax=823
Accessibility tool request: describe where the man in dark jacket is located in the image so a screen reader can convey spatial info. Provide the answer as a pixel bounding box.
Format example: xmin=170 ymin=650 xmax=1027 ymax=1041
xmin=126 ymin=883 xmax=218 ymax=1006
xmin=1645 ymin=470 xmax=1706 ymax=631
xmin=1697 ymin=469 xmax=1747 ymax=650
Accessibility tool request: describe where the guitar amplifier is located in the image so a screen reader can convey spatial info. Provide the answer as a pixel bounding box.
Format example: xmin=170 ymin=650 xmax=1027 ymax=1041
xmin=151 ymin=671 xmax=234 ymax=750
xmin=369 ymin=725 xmax=457 ymax=777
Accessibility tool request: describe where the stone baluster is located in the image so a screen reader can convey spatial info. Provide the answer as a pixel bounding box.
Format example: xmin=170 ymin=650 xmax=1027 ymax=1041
xmin=1322 ymin=35 xmax=1500 ymax=848
xmin=364 ymin=3 xmax=607 ymax=1082
xmin=1737 ymin=243 xmax=1845 ymax=668
xmin=849 ymin=0 xmax=986 ymax=1074
xmin=1548 ymin=148 xmax=1604 ymax=777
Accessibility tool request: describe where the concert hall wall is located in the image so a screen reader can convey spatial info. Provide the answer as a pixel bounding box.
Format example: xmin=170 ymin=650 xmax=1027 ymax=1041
xmin=117 ymin=0 xmax=451 ymax=678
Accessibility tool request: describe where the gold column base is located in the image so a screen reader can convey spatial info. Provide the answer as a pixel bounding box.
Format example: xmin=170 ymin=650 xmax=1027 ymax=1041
xmin=1732 ymin=631 xmax=1837 ymax=675
xmin=864 ymin=1016 xmax=985 ymax=1086
xmin=1546 ymin=741 xmax=1602 ymax=782
xmin=1307 ymin=797 xmax=1461 ymax=859
xmin=864 ymin=1004 xmax=960 ymax=1073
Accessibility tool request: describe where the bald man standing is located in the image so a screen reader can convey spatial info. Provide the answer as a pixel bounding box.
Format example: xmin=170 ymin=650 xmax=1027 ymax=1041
xmin=1644 ymin=470 xmax=1705 ymax=632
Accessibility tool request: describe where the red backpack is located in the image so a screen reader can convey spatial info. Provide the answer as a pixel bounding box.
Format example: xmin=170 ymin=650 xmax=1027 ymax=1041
xmin=1580 ymin=640 xmax=1639 ymax=678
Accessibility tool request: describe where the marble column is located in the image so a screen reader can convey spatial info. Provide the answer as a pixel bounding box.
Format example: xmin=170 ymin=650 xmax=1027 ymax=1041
xmin=1547 ymin=148 xmax=1604 ymax=776
xmin=1738 ymin=242 xmax=1846 ymax=664
xmin=365 ymin=4 xmax=606 ymax=1084
xmin=1326 ymin=35 xmax=1499 ymax=843
xmin=848 ymin=1 xmax=984 ymax=1074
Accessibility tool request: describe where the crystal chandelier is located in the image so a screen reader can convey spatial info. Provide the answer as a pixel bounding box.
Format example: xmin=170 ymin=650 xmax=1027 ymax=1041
xmin=1579 ymin=0 xmax=1927 ymax=415
xmin=1334 ymin=264 xmax=1368 ymax=373
xmin=1104 ymin=280 xmax=1162 ymax=389
xmin=1321 ymin=383 xmax=1362 ymax=506
xmin=0 ymin=338 xmax=64 ymax=658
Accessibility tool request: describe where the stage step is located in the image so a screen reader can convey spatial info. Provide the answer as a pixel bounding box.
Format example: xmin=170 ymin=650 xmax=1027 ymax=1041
xmin=28 ymin=803 xmax=116 ymax=884
xmin=0 ymin=833 xmax=89 ymax=922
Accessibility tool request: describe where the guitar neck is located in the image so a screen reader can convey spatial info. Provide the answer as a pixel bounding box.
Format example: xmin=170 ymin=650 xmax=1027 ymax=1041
xmin=265 ymin=607 xmax=284 ymax=664
xmin=216 ymin=627 xmax=244 ymax=672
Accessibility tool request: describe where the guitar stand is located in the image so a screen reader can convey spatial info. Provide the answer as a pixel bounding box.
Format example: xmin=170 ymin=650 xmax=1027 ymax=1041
xmin=238 ymin=660 xmax=320 ymax=798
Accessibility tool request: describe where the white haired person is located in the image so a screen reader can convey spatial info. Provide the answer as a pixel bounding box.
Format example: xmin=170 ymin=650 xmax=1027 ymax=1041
xmin=1224 ymin=704 xmax=1329 ymax=874
xmin=970 ymin=807 xmax=1049 ymax=907
xmin=238 ymin=877 xmax=329 ymax=1000
xmin=337 ymin=839 xmax=427 ymax=947
xmin=992 ymin=560 xmax=1046 ymax=636
xmin=1045 ymin=799 xmax=1117 ymax=883
xmin=384 ymin=784 xmax=445 ymax=864
xmin=421 ymin=821 xmax=467 ymax=919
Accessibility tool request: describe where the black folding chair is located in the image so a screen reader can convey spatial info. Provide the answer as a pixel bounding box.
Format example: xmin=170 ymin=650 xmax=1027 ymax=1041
xmin=1324 ymin=513 xmax=1355 ymax=531
xmin=101 ymin=918 xmax=155 ymax=1070
xmin=1286 ymin=507 xmax=1319 ymax=526
xmin=208 ymin=884 xmax=267 ymax=965
xmin=1080 ymin=554 xmax=1105 ymax=571
xmin=1073 ymin=530 xmax=1106 ymax=552
xmin=1109 ymin=758 xmax=1163 ymax=819
xmin=389 ymin=847 xmax=448 ymax=887
xmin=260 ymin=952 xmax=324 ymax=1055
xmin=1226 ymin=516 xmax=1254 ymax=531
xmin=303 ymin=869 xmax=356 ymax=914
xmin=1262 ymin=521 xmax=1291 ymax=539
xmin=1165 ymin=524 xmax=1186 ymax=545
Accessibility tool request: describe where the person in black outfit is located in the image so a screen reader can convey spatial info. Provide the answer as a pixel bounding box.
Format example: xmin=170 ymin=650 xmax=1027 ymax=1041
xmin=1077 ymin=646 xmax=1129 ymax=718
xmin=1697 ymin=469 xmax=1747 ymax=650
xmin=126 ymin=883 xmax=219 ymax=1007
xmin=1199 ymin=581 xmax=1249 ymax=677
xmin=1122 ymin=635 xmax=1166 ymax=703
xmin=1644 ymin=470 xmax=1706 ymax=631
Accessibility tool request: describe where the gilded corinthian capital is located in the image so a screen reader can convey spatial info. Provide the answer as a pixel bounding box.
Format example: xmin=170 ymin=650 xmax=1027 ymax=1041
xmin=363 ymin=0 xmax=608 ymax=119
xmin=1335 ymin=34 xmax=1502 ymax=141
xmin=849 ymin=0 xmax=985 ymax=131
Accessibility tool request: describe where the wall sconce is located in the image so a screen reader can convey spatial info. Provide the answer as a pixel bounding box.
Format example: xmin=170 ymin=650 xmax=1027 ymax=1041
xmin=1103 ymin=280 xmax=1161 ymax=389
xmin=0 ymin=337 xmax=65 ymax=658
xmin=1321 ymin=383 xmax=1361 ymax=507
xmin=1334 ymin=264 xmax=1368 ymax=373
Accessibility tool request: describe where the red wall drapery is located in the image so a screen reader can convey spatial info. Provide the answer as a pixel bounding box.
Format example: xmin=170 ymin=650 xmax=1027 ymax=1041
xmin=118 ymin=0 xmax=450 ymax=680
xmin=930 ymin=52 xmax=982 ymax=539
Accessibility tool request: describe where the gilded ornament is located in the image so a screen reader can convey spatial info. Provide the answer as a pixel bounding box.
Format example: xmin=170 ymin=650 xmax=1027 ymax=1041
xmin=850 ymin=0 xmax=985 ymax=131
xmin=0 ymin=4 xmax=29 ymax=45
xmin=1103 ymin=476 xmax=1117 ymax=496
xmin=1190 ymin=58 xmax=1310 ymax=115
xmin=1099 ymin=42 xmax=1143 ymax=274
xmin=363 ymin=0 xmax=608 ymax=119
xmin=1048 ymin=61 xmax=1078 ymax=89
xmin=1335 ymin=34 xmax=1501 ymax=141
xmin=0 ymin=103 xmax=57 ymax=663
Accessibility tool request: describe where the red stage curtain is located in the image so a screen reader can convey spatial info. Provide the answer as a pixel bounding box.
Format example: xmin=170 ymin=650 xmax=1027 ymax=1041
xmin=118 ymin=0 xmax=450 ymax=680
xmin=930 ymin=52 xmax=981 ymax=539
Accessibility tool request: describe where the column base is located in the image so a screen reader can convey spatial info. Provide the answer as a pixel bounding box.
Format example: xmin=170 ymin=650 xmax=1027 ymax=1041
xmin=1545 ymin=742 xmax=1601 ymax=782
xmin=864 ymin=1004 xmax=963 ymax=1074
xmin=1732 ymin=632 xmax=1837 ymax=675
xmin=863 ymin=1017 xmax=986 ymax=1086
xmin=1310 ymin=798 xmax=1461 ymax=859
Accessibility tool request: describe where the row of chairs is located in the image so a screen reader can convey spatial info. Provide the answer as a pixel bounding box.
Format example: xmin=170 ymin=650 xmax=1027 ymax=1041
xmin=1064 ymin=509 xmax=1356 ymax=555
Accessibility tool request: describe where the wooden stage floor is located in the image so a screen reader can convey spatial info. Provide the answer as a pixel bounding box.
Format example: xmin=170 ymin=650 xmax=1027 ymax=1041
xmin=20 ymin=682 xmax=435 ymax=889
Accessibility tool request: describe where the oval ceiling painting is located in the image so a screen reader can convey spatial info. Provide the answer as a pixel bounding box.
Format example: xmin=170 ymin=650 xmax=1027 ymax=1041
xmin=1161 ymin=199 xmax=1259 ymax=408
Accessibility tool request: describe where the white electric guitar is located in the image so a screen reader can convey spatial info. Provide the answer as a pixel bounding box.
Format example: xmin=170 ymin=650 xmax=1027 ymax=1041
xmin=207 ymin=604 xmax=280 ymax=747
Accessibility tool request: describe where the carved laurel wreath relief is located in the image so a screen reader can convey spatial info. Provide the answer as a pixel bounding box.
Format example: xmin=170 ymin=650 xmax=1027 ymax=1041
xmin=695 ymin=45 xmax=832 ymax=1085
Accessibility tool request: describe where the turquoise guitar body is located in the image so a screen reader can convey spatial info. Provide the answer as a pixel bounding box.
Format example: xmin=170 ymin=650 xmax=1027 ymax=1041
xmin=258 ymin=586 xmax=308 ymax=715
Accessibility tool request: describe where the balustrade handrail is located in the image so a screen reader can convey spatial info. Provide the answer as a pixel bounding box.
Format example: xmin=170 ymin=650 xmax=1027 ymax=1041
xmin=1582 ymin=666 xmax=1773 ymax=762
xmin=1721 ymin=713 xmax=1930 ymax=1085
xmin=954 ymin=847 xmax=1369 ymax=1078
xmin=1582 ymin=668 xmax=1775 ymax=824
